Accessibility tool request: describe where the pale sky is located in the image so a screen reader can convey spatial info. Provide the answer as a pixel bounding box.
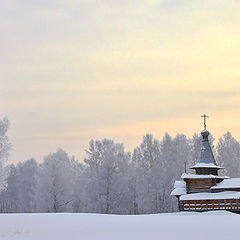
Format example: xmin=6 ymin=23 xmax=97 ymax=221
xmin=1 ymin=0 xmax=240 ymax=163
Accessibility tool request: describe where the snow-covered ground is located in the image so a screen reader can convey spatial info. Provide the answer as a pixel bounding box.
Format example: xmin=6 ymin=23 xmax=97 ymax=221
xmin=0 ymin=211 xmax=239 ymax=240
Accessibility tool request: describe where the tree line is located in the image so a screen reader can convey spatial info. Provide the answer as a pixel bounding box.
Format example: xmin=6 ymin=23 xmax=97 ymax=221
xmin=0 ymin=117 xmax=239 ymax=214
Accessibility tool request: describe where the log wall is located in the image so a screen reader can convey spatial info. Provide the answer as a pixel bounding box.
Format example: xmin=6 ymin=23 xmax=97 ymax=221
xmin=185 ymin=178 xmax=223 ymax=193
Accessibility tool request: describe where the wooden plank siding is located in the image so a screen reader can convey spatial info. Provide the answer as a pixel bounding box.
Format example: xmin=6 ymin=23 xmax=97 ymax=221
xmin=180 ymin=199 xmax=240 ymax=212
xmin=185 ymin=178 xmax=223 ymax=194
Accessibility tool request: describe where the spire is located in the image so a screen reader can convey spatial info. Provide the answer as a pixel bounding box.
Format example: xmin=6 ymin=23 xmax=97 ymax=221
xmin=191 ymin=114 xmax=222 ymax=175
xmin=197 ymin=129 xmax=216 ymax=165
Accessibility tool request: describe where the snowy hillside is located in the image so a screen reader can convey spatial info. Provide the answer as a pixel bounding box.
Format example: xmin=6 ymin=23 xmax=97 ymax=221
xmin=0 ymin=211 xmax=239 ymax=240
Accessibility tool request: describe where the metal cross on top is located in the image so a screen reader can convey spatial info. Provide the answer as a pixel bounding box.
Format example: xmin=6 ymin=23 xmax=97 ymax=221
xmin=201 ymin=114 xmax=209 ymax=130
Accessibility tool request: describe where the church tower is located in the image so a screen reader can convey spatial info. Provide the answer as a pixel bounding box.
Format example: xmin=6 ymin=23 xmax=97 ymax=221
xmin=171 ymin=114 xmax=225 ymax=197
xmin=190 ymin=128 xmax=222 ymax=176
xmin=171 ymin=115 xmax=240 ymax=212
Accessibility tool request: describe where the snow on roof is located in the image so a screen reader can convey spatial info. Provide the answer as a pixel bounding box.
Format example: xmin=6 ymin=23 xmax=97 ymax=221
xmin=191 ymin=163 xmax=223 ymax=169
xmin=181 ymin=173 xmax=229 ymax=179
xmin=174 ymin=181 xmax=186 ymax=188
xmin=171 ymin=181 xmax=186 ymax=196
xmin=171 ymin=188 xmax=186 ymax=196
xmin=180 ymin=191 xmax=240 ymax=201
xmin=211 ymin=178 xmax=240 ymax=189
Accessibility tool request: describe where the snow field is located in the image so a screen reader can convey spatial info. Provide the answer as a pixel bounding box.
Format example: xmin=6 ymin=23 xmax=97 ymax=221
xmin=0 ymin=211 xmax=239 ymax=240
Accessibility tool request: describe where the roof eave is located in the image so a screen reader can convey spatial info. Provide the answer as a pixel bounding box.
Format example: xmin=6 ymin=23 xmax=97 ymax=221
xmin=190 ymin=165 xmax=223 ymax=170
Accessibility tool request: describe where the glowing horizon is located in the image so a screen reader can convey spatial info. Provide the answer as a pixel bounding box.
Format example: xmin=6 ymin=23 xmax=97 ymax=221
xmin=1 ymin=0 xmax=240 ymax=163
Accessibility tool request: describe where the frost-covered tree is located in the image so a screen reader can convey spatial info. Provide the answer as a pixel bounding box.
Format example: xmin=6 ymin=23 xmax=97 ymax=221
xmin=173 ymin=134 xmax=191 ymax=174
xmin=0 ymin=164 xmax=18 ymax=212
xmin=130 ymin=133 xmax=193 ymax=213
xmin=216 ymin=132 xmax=240 ymax=177
xmin=15 ymin=158 xmax=38 ymax=212
xmin=127 ymin=152 xmax=139 ymax=214
xmin=35 ymin=149 xmax=75 ymax=212
xmin=132 ymin=134 xmax=161 ymax=214
xmin=71 ymin=160 xmax=85 ymax=212
xmin=1 ymin=127 xmax=240 ymax=214
xmin=0 ymin=117 xmax=12 ymax=189
xmin=84 ymin=139 xmax=131 ymax=214
xmin=0 ymin=159 xmax=38 ymax=213
xmin=159 ymin=133 xmax=177 ymax=212
xmin=159 ymin=133 xmax=193 ymax=212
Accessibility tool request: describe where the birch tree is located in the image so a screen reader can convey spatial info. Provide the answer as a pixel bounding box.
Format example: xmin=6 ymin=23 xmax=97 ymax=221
xmin=35 ymin=149 xmax=75 ymax=212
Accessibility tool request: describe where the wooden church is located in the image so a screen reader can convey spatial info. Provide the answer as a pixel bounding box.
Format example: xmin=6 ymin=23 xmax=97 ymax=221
xmin=171 ymin=114 xmax=240 ymax=212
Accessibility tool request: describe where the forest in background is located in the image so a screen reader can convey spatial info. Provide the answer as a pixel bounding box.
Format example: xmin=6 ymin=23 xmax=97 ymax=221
xmin=0 ymin=117 xmax=239 ymax=214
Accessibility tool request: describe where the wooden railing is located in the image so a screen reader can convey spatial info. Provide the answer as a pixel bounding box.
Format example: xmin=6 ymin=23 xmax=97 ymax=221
xmin=180 ymin=199 xmax=240 ymax=211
